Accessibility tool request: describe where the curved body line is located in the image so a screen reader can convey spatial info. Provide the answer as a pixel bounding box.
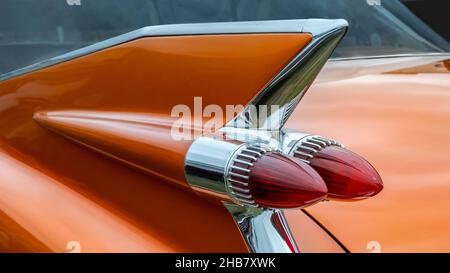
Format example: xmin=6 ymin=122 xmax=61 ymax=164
xmin=0 ymin=19 xmax=344 ymax=82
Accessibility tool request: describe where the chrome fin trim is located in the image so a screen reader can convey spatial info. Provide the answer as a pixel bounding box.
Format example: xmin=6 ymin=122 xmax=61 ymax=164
xmin=226 ymin=19 xmax=348 ymax=130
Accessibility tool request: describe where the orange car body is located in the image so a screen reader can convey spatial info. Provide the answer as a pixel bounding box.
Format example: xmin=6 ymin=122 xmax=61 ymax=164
xmin=0 ymin=29 xmax=448 ymax=252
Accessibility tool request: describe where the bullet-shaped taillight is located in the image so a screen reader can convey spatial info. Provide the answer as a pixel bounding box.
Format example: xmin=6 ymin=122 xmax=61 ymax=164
xmin=185 ymin=137 xmax=328 ymax=209
xmin=229 ymin=150 xmax=327 ymax=209
xmin=291 ymin=136 xmax=383 ymax=200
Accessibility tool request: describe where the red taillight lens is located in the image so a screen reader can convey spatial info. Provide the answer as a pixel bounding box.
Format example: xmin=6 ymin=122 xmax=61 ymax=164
xmin=248 ymin=152 xmax=328 ymax=208
xmin=309 ymin=146 xmax=383 ymax=200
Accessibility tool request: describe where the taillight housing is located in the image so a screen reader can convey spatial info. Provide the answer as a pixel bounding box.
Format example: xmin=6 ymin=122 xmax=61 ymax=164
xmin=185 ymin=137 xmax=329 ymax=209
xmin=227 ymin=146 xmax=327 ymax=209
xmin=290 ymin=135 xmax=383 ymax=200
xmin=185 ymin=133 xmax=383 ymax=208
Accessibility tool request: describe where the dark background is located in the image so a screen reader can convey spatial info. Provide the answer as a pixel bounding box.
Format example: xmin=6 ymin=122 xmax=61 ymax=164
xmin=402 ymin=0 xmax=450 ymax=41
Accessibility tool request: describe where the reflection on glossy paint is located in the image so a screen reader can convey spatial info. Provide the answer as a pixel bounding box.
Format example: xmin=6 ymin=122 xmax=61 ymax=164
xmin=0 ymin=33 xmax=311 ymax=252
xmin=33 ymin=110 xmax=193 ymax=187
xmin=290 ymin=57 xmax=450 ymax=252
xmin=0 ymin=145 xmax=173 ymax=252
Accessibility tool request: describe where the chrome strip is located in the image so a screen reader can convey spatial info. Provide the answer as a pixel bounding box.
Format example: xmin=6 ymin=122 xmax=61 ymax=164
xmin=0 ymin=19 xmax=345 ymax=82
xmin=224 ymin=203 xmax=299 ymax=253
xmin=330 ymin=52 xmax=450 ymax=61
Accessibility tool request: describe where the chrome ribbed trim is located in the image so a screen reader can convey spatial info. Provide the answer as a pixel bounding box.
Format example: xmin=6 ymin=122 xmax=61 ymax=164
xmin=281 ymin=94 xmax=302 ymax=126
xmin=291 ymin=135 xmax=344 ymax=164
xmin=226 ymin=144 xmax=271 ymax=207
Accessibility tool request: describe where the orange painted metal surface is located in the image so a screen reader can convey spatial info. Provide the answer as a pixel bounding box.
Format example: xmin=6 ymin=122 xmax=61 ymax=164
xmin=0 ymin=145 xmax=173 ymax=252
xmin=284 ymin=210 xmax=345 ymax=253
xmin=33 ymin=110 xmax=193 ymax=188
xmin=0 ymin=33 xmax=312 ymax=252
xmin=289 ymin=57 xmax=450 ymax=252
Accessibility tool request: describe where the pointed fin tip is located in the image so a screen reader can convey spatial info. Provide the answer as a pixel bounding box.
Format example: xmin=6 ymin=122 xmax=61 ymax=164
xmin=303 ymin=19 xmax=348 ymax=37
